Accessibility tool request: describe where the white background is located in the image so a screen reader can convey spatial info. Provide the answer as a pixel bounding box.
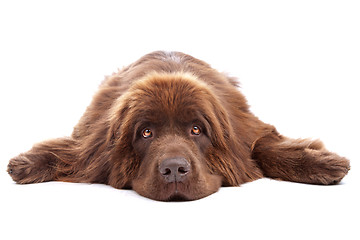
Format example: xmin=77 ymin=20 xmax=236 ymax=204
xmin=0 ymin=1 xmax=359 ymax=239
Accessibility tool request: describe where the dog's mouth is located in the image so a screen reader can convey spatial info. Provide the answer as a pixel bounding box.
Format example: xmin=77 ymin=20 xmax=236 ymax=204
xmin=167 ymin=193 xmax=189 ymax=202
xmin=162 ymin=182 xmax=192 ymax=201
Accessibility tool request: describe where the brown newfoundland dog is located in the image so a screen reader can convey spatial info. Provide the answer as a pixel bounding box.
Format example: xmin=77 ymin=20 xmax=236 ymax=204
xmin=7 ymin=51 xmax=350 ymax=201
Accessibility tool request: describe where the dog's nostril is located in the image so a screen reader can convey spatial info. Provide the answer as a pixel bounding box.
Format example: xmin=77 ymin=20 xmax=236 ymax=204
xmin=163 ymin=168 xmax=171 ymax=176
xmin=178 ymin=167 xmax=188 ymax=174
xmin=159 ymin=157 xmax=190 ymax=182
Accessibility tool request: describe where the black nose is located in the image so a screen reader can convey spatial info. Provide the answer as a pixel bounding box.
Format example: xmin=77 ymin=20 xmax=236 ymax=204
xmin=159 ymin=157 xmax=190 ymax=183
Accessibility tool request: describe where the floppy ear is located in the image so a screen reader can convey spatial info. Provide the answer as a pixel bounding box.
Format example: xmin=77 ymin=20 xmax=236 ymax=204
xmin=204 ymin=105 xmax=230 ymax=150
xmin=106 ymin=96 xmax=141 ymax=189
xmin=107 ymin=90 xmax=141 ymax=147
xmin=107 ymin=100 xmax=129 ymax=145
xmin=204 ymin=96 xmax=263 ymax=186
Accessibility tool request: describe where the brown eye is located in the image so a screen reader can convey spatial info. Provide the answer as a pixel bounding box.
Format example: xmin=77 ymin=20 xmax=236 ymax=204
xmin=142 ymin=128 xmax=153 ymax=138
xmin=191 ymin=126 xmax=201 ymax=135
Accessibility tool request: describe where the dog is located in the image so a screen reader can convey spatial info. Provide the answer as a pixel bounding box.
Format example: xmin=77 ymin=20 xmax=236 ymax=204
xmin=7 ymin=51 xmax=350 ymax=201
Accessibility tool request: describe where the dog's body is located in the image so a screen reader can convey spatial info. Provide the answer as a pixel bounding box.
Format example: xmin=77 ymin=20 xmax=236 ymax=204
xmin=8 ymin=51 xmax=350 ymax=201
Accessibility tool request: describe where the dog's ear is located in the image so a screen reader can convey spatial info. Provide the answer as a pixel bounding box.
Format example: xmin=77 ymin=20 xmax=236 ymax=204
xmin=106 ymin=95 xmax=140 ymax=189
xmin=201 ymin=95 xmax=240 ymax=186
xmin=107 ymin=96 xmax=132 ymax=146
xmin=203 ymin=93 xmax=263 ymax=186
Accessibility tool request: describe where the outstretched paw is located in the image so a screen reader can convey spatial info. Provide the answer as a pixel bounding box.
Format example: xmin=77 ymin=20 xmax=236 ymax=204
xmin=305 ymin=148 xmax=350 ymax=185
xmin=7 ymin=153 xmax=54 ymax=184
xmin=8 ymin=155 xmax=35 ymax=184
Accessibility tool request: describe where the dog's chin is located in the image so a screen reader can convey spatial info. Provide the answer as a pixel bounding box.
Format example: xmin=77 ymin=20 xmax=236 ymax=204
xmin=143 ymin=182 xmax=195 ymax=202
xmin=134 ymin=178 xmax=220 ymax=201
xmin=167 ymin=193 xmax=190 ymax=202
xmin=160 ymin=182 xmax=192 ymax=201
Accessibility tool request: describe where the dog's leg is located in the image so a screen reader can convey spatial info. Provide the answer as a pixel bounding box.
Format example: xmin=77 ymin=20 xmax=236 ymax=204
xmin=7 ymin=137 xmax=77 ymax=184
xmin=251 ymin=131 xmax=350 ymax=184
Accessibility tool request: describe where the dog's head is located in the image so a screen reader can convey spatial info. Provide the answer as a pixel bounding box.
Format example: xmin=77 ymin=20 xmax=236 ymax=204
xmin=107 ymin=72 xmax=243 ymax=201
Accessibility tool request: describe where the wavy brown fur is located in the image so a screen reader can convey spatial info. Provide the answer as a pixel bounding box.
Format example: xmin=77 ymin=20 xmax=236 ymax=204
xmin=8 ymin=51 xmax=350 ymax=201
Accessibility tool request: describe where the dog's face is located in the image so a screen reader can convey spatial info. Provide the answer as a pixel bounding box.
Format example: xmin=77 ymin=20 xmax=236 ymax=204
xmin=131 ymin=117 xmax=221 ymax=201
xmin=109 ymin=73 xmax=237 ymax=201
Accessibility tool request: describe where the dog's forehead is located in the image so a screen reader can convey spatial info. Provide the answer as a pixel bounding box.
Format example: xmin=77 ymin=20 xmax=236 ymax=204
xmin=130 ymin=72 xmax=212 ymax=120
xmin=133 ymin=71 xmax=210 ymax=97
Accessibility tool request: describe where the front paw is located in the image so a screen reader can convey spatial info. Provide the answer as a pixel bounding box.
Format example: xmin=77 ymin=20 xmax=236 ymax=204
xmin=8 ymin=155 xmax=36 ymax=184
xmin=305 ymin=149 xmax=350 ymax=185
